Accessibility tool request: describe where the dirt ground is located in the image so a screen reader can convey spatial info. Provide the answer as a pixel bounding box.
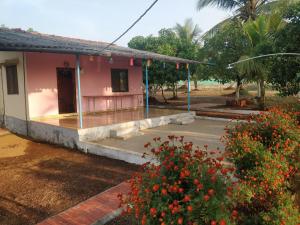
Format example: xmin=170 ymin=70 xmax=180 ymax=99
xmin=0 ymin=132 xmax=139 ymax=225
xmin=152 ymin=88 xmax=282 ymax=111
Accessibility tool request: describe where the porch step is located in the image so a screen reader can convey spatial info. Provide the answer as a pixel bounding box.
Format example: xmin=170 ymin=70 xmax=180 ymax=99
xmin=110 ymin=126 xmax=139 ymax=138
xmin=115 ymin=131 xmax=144 ymax=140
xmin=170 ymin=116 xmax=195 ymax=125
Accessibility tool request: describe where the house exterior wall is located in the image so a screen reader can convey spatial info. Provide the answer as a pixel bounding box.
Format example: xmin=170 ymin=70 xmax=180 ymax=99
xmin=26 ymin=52 xmax=144 ymax=118
xmin=0 ymin=51 xmax=28 ymax=134
xmin=0 ymin=66 xmax=4 ymax=124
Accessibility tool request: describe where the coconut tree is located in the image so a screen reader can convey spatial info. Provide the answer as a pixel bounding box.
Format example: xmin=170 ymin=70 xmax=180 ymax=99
xmin=174 ymin=19 xmax=202 ymax=90
xmin=174 ymin=18 xmax=202 ymax=44
xmin=197 ymin=0 xmax=298 ymax=38
xmin=237 ymin=12 xmax=285 ymax=108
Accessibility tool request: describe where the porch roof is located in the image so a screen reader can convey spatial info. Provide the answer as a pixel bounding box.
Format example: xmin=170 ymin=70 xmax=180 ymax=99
xmin=0 ymin=28 xmax=201 ymax=64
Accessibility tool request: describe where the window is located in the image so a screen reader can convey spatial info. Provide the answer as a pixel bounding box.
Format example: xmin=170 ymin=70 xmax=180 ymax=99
xmin=111 ymin=69 xmax=129 ymax=92
xmin=6 ymin=65 xmax=19 ymax=95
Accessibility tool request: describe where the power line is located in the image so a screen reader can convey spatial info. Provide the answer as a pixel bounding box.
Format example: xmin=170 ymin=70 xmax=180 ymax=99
xmin=99 ymin=0 xmax=159 ymax=53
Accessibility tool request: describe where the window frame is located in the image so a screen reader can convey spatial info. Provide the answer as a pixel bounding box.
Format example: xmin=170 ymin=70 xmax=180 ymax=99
xmin=111 ymin=69 xmax=129 ymax=93
xmin=5 ymin=64 xmax=19 ymax=95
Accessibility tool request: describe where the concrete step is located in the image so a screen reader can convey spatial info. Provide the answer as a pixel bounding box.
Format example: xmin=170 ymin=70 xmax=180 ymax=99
xmin=179 ymin=118 xmax=195 ymax=125
xmin=110 ymin=126 xmax=138 ymax=138
xmin=170 ymin=116 xmax=195 ymax=125
xmin=115 ymin=131 xmax=144 ymax=140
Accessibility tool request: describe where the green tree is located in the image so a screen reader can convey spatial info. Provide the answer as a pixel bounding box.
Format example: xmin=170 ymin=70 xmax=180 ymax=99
xmin=129 ymin=20 xmax=201 ymax=100
xmin=128 ymin=29 xmax=184 ymax=100
xmin=202 ymin=19 xmax=250 ymax=100
xmin=238 ymin=12 xmax=285 ymax=108
xmin=269 ymin=2 xmax=300 ymax=96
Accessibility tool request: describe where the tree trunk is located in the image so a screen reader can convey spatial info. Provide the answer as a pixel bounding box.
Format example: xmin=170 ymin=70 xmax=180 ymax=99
xmin=193 ymin=79 xmax=198 ymax=90
xmin=257 ymin=81 xmax=261 ymax=98
xmin=172 ymin=84 xmax=176 ymax=99
xmin=235 ymin=76 xmax=242 ymax=101
xmin=258 ymin=79 xmax=266 ymax=110
xmin=161 ymin=86 xmax=167 ymax=103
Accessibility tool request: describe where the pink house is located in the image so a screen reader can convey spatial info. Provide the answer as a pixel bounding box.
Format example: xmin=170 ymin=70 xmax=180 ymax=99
xmin=0 ymin=28 xmax=198 ymax=145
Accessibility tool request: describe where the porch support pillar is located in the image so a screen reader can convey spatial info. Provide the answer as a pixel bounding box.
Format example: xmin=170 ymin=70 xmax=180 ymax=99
xmin=76 ymin=54 xmax=83 ymax=129
xmin=145 ymin=63 xmax=149 ymax=118
xmin=187 ymin=64 xmax=191 ymax=112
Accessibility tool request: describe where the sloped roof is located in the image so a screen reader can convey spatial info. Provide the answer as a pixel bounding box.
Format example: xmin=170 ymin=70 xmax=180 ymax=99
xmin=0 ymin=28 xmax=201 ymax=64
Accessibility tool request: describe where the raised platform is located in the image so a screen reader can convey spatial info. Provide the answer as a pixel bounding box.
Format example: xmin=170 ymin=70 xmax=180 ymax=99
xmin=28 ymin=109 xmax=196 ymax=153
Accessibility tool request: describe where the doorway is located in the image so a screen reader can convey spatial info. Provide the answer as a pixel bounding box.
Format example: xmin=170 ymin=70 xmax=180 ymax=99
xmin=56 ymin=68 xmax=76 ymax=114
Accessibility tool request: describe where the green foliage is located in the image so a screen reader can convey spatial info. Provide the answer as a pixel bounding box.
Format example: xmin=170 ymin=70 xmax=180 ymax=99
xmin=270 ymin=2 xmax=300 ymax=96
xmin=202 ymin=19 xmax=249 ymax=84
xmin=120 ymin=137 xmax=237 ymax=225
xmin=128 ymin=20 xmax=201 ymax=98
xmin=224 ymin=108 xmax=300 ymax=225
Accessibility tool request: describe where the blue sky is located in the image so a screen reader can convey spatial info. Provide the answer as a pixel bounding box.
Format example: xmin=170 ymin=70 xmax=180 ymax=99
xmin=0 ymin=0 xmax=232 ymax=46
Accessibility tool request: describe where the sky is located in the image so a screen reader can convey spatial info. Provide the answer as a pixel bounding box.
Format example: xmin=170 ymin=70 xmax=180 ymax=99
xmin=0 ymin=0 xmax=232 ymax=47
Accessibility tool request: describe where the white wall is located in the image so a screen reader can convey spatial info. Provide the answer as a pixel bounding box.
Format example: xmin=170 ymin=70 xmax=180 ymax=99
xmin=0 ymin=67 xmax=4 ymax=121
xmin=0 ymin=51 xmax=28 ymax=121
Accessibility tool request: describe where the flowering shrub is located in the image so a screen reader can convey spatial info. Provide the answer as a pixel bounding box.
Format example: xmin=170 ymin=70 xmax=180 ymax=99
xmin=119 ymin=136 xmax=238 ymax=225
xmin=224 ymin=108 xmax=300 ymax=225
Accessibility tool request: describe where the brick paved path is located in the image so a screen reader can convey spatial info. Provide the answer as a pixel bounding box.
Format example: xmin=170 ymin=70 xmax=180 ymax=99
xmin=37 ymin=182 xmax=129 ymax=225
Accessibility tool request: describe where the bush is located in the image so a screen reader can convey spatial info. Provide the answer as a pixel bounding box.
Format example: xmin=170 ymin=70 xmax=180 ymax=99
xmin=119 ymin=136 xmax=238 ymax=225
xmin=224 ymin=108 xmax=300 ymax=225
xmin=225 ymin=108 xmax=299 ymax=167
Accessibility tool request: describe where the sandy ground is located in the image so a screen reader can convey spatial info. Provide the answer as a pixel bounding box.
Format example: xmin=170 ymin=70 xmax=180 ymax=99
xmin=0 ymin=133 xmax=139 ymax=225
xmin=96 ymin=119 xmax=233 ymax=155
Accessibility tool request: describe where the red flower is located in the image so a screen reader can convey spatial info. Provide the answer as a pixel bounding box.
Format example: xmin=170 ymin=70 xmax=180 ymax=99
xmin=211 ymin=221 xmax=217 ymax=225
xmin=150 ymin=208 xmax=157 ymax=217
xmin=187 ymin=205 xmax=193 ymax=212
xmin=197 ymin=183 xmax=204 ymax=190
xmin=204 ymin=195 xmax=210 ymax=201
xmin=152 ymin=184 xmax=160 ymax=192
xmin=207 ymin=168 xmax=216 ymax=175
xmin=177 ymin=217 xmax=183 ymax=224
xmin=144 ymin=142 xmax=151 ymax=148
xmin=232 ymin=210 xmax=238 ymax=218
xmin=161 ymin=189 xmax=167 ymax=196
xmin=183 ymin=195 xmax=191 ymax=202
xmin=221 ymin=168 xmax=228 ymax=175
xmin=211 ymin=175 xmax=217 ymax=183
xmin=219 ymin=219 xmax=226 ymax=225
xmin=208 ymin=189 xmax=215 ymax=196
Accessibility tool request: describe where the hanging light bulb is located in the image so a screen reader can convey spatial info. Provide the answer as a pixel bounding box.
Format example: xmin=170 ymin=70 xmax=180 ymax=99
xmin=130 ymin=57 xmax=134 ymax=66
xmin=89 ymin=55 xmax=94 ymax=62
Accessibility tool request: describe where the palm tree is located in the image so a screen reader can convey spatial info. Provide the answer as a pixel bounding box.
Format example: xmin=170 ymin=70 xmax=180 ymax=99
xmin=174 ymin=19 xmax=202 ymax=90
xmin=174 ymin=18 xmax=202 ymax=44
xmin=197 ymin=0 xmax=298 ymax=38
xmin=237 ymin=12 xmax=285 ymax=108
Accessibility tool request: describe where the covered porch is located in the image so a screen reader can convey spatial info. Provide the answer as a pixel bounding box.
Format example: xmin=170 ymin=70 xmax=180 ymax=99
xmin=32 ymin=107 xmax=184 ymax=129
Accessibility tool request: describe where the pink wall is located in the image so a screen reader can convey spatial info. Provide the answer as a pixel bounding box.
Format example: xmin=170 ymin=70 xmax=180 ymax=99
xmin=26 ymin=52 xmax=143 ymax=118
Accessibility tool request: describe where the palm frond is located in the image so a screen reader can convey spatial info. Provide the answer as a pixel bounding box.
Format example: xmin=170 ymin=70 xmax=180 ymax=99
xmin=196 ymin=0 xmax=243 ymax=10
xmin=201 ymin=17 xmax=234 ymax=40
